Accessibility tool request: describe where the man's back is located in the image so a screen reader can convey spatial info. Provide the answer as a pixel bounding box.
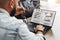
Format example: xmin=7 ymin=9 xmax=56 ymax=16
xmin=0 ymin=8 xmax=45 ymax=40
xmin=0 ymin=8 xmax=23 ymax=40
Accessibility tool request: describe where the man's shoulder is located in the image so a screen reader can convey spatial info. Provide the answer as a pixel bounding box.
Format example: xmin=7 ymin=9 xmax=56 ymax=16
xmin=6 ymin=16 xmax=24 ymax=24
xmin=0 ymin=16 xmax=25 ymax=30
xmin=0 ymin=15 xmax=24 ymax=26
xmin=10 ymin=17 xmax=23 ymax=24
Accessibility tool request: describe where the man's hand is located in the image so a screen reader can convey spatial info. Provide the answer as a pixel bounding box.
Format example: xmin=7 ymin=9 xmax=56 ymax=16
xmin=34 ymin=25 xmax=45 ymax=34
xmin=15 ymin=7 xmax=26 ymax=16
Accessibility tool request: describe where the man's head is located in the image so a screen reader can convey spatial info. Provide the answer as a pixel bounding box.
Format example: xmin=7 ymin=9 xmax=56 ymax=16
xmin=0 ymin=0 xmax=18 ymax=16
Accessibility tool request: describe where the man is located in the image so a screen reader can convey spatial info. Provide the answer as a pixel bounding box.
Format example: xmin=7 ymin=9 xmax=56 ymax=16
xmin=0 ymin=0 xmax=45 ymax=40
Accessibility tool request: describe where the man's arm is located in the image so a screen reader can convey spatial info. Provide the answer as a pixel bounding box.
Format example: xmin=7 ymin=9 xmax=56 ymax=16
xmin=18 ymin=21 xmax=45 ymax=40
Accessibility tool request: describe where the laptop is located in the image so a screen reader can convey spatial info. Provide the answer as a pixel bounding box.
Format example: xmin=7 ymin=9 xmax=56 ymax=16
xmin=29 ymin=9 xmax=56 ymax=34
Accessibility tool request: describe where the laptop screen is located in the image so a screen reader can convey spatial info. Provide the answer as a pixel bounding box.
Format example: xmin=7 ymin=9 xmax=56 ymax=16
xmin=31 ymin=9 xmax=56 ymax=27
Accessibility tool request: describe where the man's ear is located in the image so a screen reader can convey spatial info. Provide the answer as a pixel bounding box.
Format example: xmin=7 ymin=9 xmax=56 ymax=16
xmin=9 ymin=0 xmax=14 ymax=9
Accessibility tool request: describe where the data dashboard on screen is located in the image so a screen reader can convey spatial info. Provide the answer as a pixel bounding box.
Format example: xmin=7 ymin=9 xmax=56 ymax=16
xmin=31 ymin=9 xmax=56 ymax=27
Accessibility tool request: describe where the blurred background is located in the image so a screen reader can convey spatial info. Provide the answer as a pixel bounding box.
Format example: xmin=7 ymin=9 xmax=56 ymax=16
xmin=40 ymin=0 xmax=60 ymax=40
